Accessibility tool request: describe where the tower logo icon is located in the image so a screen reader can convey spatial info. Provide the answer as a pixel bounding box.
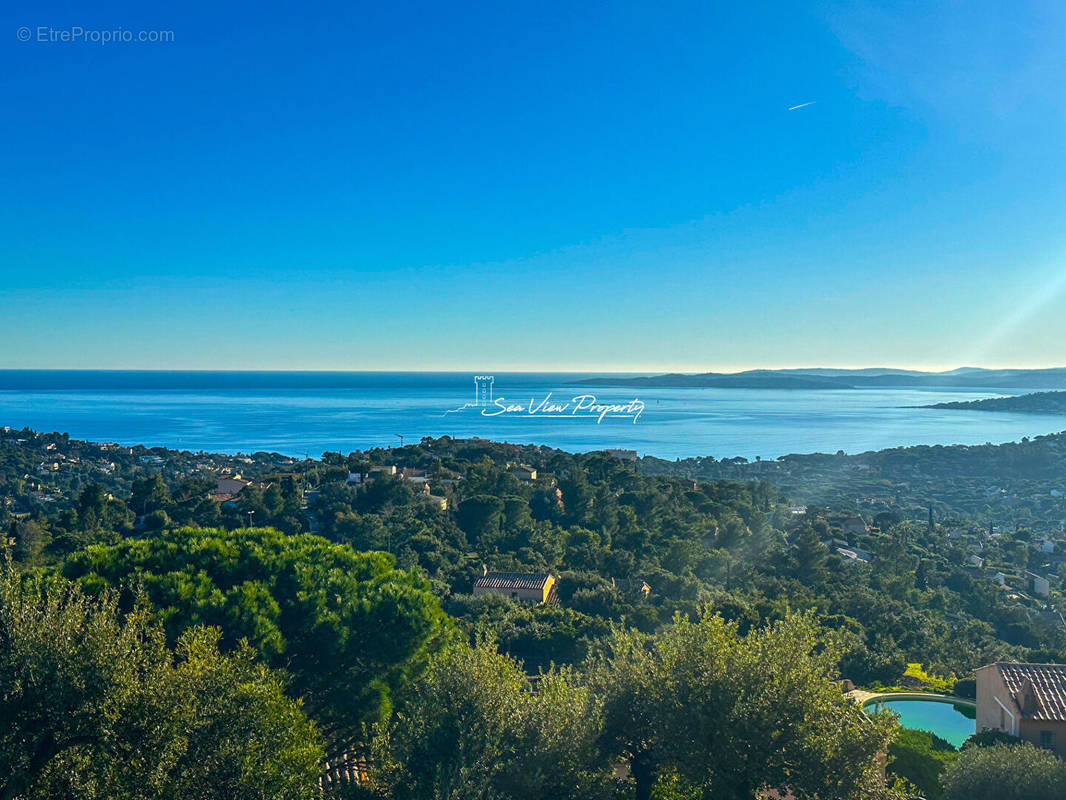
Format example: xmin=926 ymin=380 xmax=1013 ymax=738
xmin=473 ymin=375 xmax=494 ymax=407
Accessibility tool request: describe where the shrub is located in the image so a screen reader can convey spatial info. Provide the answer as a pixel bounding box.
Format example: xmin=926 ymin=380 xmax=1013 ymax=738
xmin=902 ymin=662 xmax=955 ymax=693
xmin=941 ymin=742 xmax=1066 ymax=800
xmin=952 ymin=677 xmax=976 ymax=699
xmin=887 ymin=728 xmax=957 ymax=800
xmin=962 ymin=728 xmax=1021 ymax=749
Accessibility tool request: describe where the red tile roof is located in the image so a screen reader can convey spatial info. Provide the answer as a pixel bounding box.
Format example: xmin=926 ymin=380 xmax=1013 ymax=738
xmin=996 ymin=663 xmax=1066 ymax=722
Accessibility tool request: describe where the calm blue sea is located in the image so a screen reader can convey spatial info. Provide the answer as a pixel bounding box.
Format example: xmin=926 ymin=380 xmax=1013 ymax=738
xmin=0 ymin=371 xmax=1063 ymax=460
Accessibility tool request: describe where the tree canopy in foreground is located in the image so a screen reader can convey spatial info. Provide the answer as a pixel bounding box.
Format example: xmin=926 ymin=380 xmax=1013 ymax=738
xmin=371 ymin=641 xmax=607 ymax=800
xmin=366 ymin=612 xmax=909 ymax=800
xmin=941 ymin=741 xmax=1066 ymax=800
xmin=587 ymin=611 xmax=902 ymax=800
xmin=0 ymin=566 xmax=322 ymax=800
xmin=64 ymin=527 xmax=452 ymax=740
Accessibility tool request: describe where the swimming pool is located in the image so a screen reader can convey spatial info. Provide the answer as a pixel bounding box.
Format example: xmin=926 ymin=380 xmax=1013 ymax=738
xmin=863 ymin=696 xmax=976 ymax=748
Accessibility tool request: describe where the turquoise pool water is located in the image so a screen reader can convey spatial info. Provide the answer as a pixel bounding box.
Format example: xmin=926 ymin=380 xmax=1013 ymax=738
xmin=864 ymin=697 xmax=976 ymax=748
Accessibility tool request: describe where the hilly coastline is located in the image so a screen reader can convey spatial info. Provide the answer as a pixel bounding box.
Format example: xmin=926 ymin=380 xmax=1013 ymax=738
xmin=923 ymin=390 xmax=1066 ymax=414
xmin=579 ymin=367 xmax=1066 ymax=390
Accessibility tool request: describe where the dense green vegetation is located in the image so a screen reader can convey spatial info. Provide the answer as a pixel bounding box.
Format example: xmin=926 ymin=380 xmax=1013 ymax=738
xmin=924 ymin=391 xmax=1066 ymax=414
xmin=885 ymin=729 xmax=958 ymax=800
xmin=585 ymin=612 xmax=899 ymax=800
xmin=941 ymin=741 xmax=1066 ymax=800
xmin=4 ymin=426 xmax=1066 ymax=797
xmin=0 ymin=567 xmax=322 ymax=800
xmin=6 ymin=428 xmax=1066 ymax=680
xmin=881 ymin=728 xmax=1066 ymax=800
xmin=641 ymin=429 xmax=1066 ymax=529
xmin=63 ymin=527 xmax=452 ymax=743
xmin=0 ymin=558 xmax=910 ymax=799
xmin=371 ymin=642 xmax=607 ymax=799
xmin=370 ymin=612 xmax=904 ymax=800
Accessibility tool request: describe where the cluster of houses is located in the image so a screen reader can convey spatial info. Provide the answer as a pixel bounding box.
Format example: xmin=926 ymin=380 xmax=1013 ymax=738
xmin=818 ymin=514 xmax=873 ymax=565
xmin=957 ymin=527 xmax=1064 ymax=607
xmin=336 ymin=461 xmax=545 ymax=511
xmin=345 ymin=465 xmax=450 ymax=510
xmin=203 ymin=460 xmax=548 ymax=515
xmin=34 ymin=442 xmax=96 ymax=477
xmin=815 ymin=511 xmax=1065 ymax=611
xmin=820 ymin=512 xmax=1066 ymax=760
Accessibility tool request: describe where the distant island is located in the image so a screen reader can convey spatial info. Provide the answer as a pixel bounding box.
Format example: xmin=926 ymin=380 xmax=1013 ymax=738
xmin=579 ymin=366 xmax=1066 ymax=390
xmin=922 ymin=390 xmax=1066 ymax=414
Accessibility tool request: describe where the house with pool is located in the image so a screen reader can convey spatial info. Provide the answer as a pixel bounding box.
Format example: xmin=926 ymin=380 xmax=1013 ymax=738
xmin=976 ymin=662 xmax=1066 ymax=759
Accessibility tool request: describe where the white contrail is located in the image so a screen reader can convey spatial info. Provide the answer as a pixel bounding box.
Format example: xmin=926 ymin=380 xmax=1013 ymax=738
xmin=788 ymin=101 xmax=817 ymax=111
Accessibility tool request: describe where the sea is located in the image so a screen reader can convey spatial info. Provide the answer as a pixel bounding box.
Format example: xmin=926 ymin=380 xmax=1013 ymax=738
xmin=0 ymin=370 xmax=1063 ymax=461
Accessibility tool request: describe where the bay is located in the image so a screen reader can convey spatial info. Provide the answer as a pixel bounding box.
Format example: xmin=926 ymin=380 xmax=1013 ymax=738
xmin=0 ymin=370 xmax=1063 ymax=460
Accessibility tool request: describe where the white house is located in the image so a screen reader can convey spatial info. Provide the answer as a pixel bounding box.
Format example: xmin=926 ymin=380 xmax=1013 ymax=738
xmin=1027 ymin=572 xmax=1051 ymax=598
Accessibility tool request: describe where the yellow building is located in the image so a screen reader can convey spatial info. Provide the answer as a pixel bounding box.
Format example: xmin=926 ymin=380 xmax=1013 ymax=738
xmin=510 ymin=465 xmax=537 ymax=482
xmin=473 ymin=570 xmax=556 ymax=604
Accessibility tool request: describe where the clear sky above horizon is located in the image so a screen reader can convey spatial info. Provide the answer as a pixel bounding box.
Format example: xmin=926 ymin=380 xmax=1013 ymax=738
xmin=2 ymin=1 xmax=1065 ymax=372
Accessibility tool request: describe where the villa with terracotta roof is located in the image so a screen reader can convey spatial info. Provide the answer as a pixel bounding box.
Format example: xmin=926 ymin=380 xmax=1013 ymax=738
xmin=510 ymin=464 xmax=537 ymax=482
xmin=976 ymin=662 xmax=1066 ymax=759
xmin=208 ymin=472 xmax=254 ymax=503
xmin=473 ymin=570 xmax=556 ymax=604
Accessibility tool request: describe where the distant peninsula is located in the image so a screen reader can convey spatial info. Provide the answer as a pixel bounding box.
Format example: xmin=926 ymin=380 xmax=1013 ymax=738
xmin=922 ymin=390 xmax=1066 ymax=414
xmin=579 ymin=367 xmax=1066 ymax=391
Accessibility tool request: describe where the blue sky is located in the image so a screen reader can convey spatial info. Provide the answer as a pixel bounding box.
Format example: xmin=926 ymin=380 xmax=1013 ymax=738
xmin=2 ymin=0 xmax=1065 ymax=371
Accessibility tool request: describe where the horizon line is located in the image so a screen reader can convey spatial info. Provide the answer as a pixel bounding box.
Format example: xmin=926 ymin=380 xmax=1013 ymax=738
xmin=2 ymin=364 xmax=1066 ymax=375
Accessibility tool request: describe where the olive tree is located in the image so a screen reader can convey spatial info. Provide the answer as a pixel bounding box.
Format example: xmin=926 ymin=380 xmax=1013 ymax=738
xmin=941 ymin=742 xmax=1066 ymax=800
xmin=588 ymin=611 xmax=904 ymax=800
xmin=371 ymin=641 xmax=608 ymax=799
